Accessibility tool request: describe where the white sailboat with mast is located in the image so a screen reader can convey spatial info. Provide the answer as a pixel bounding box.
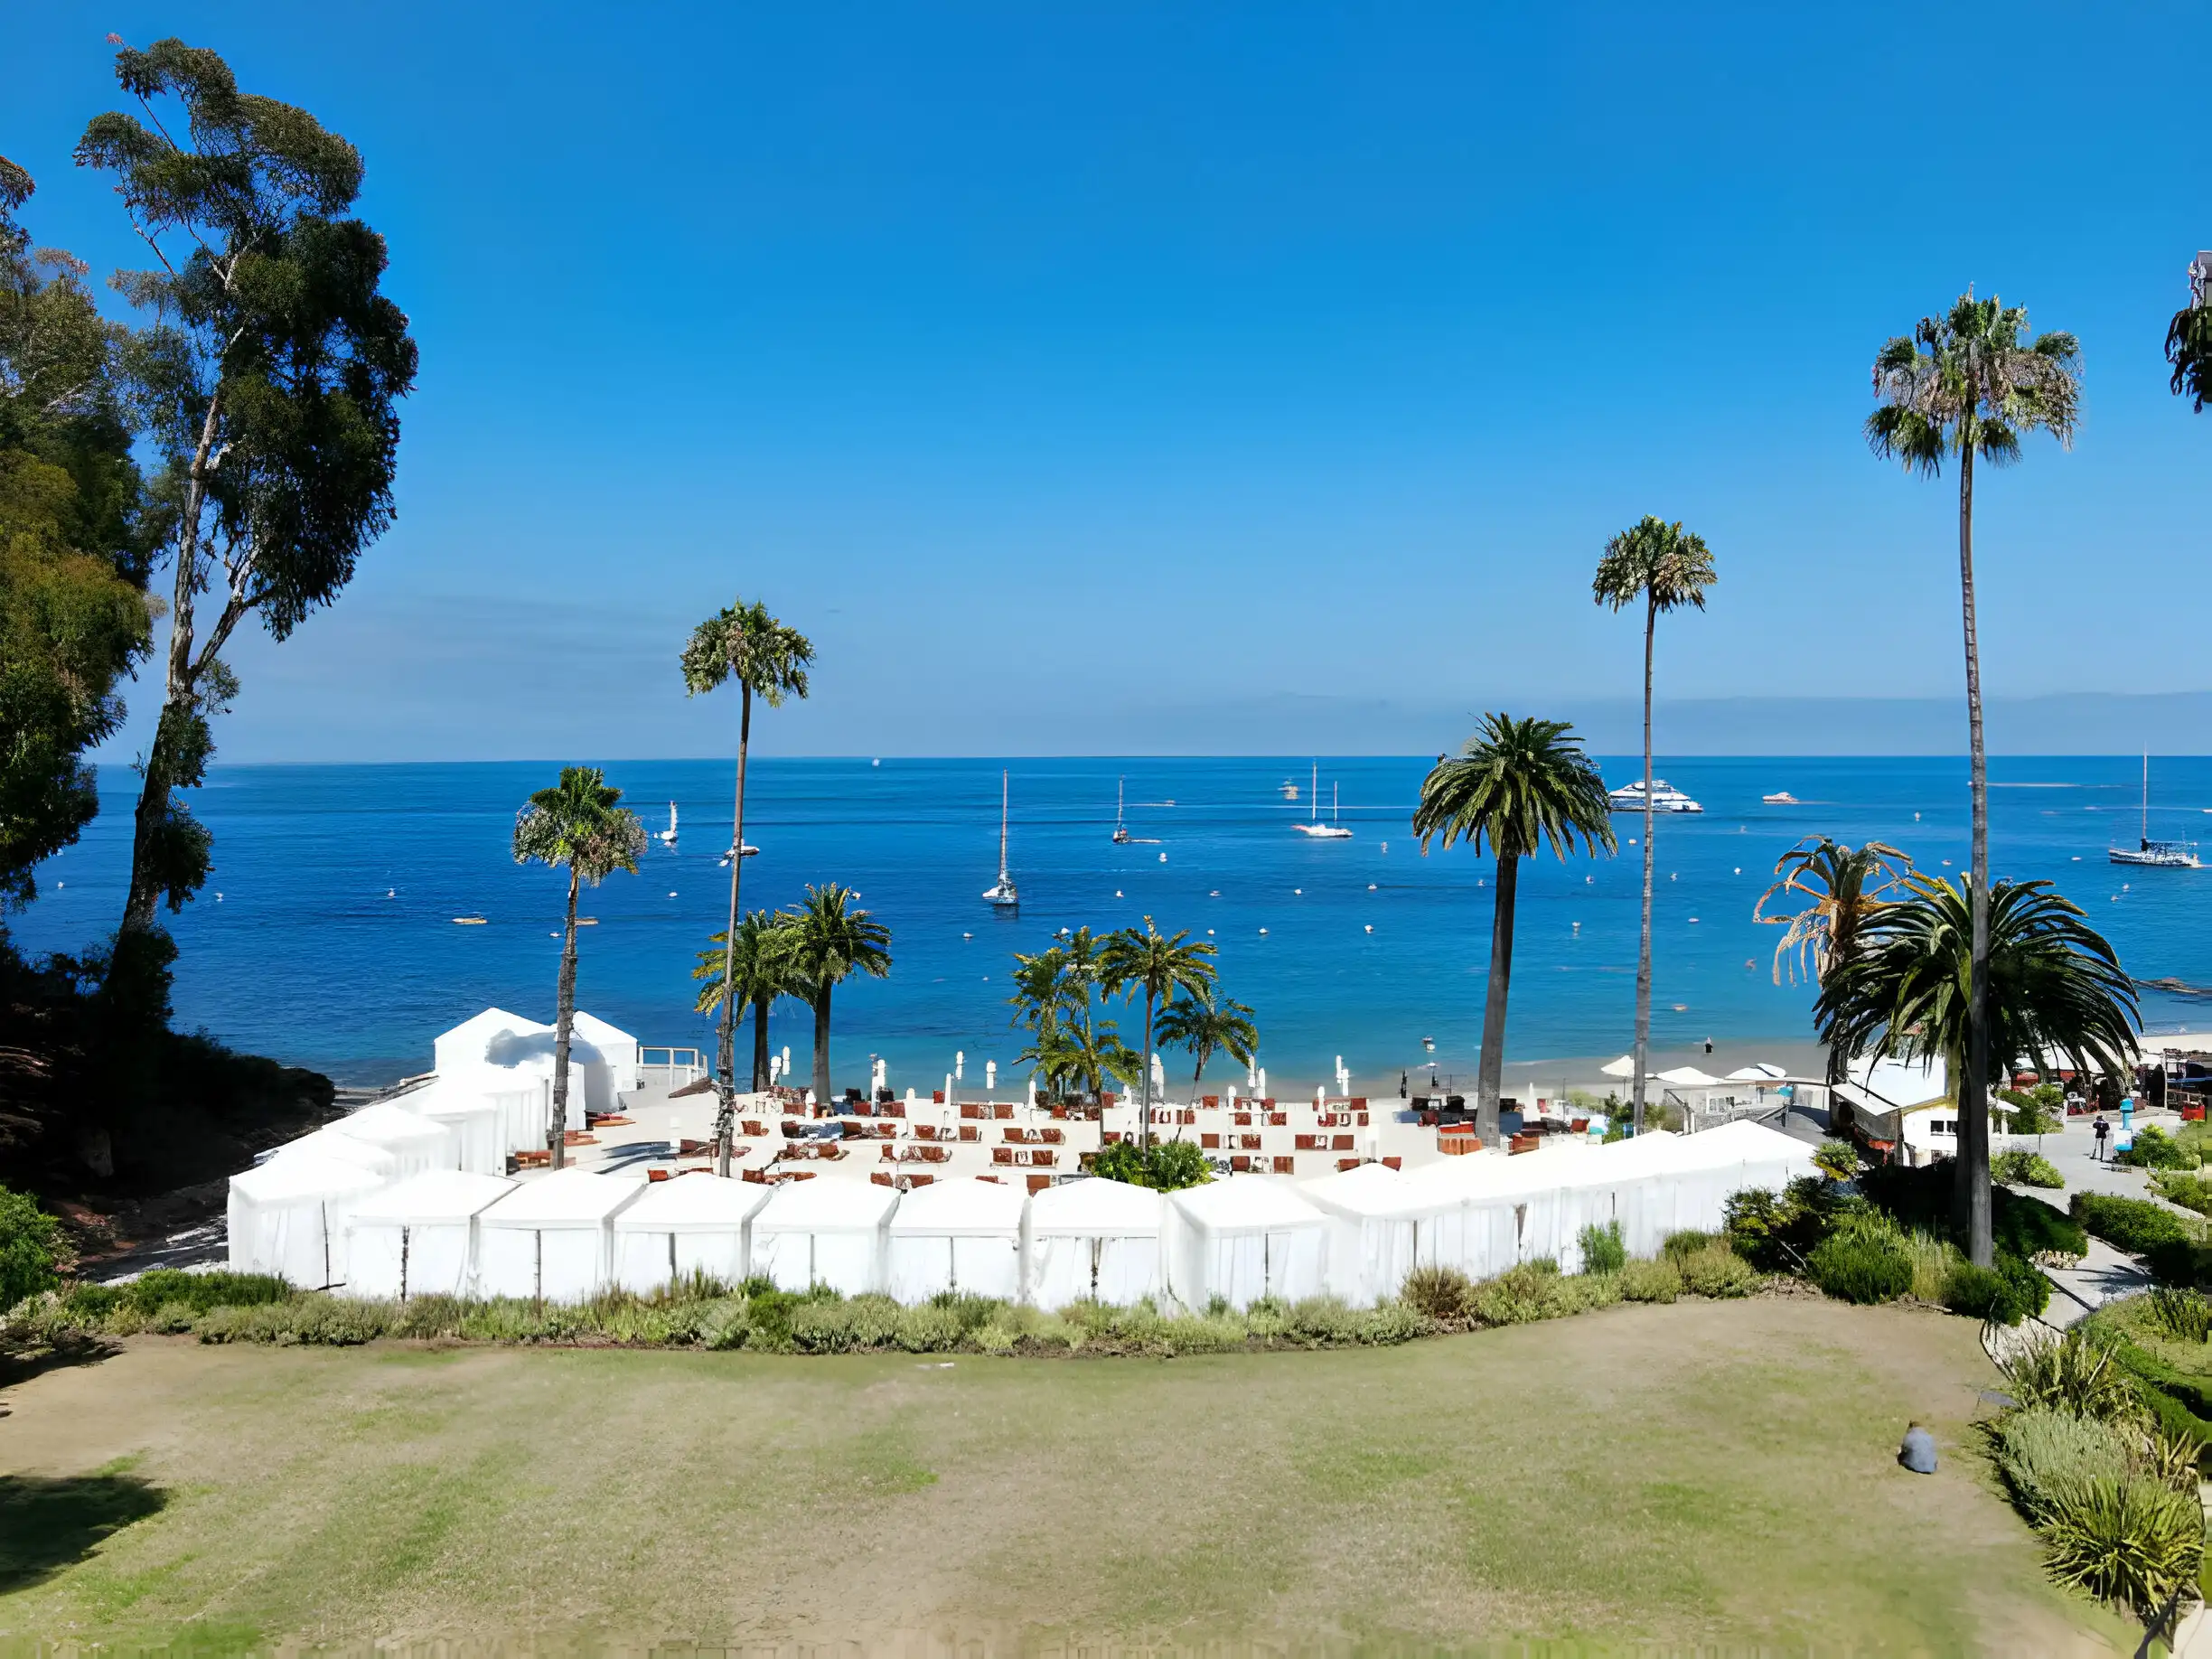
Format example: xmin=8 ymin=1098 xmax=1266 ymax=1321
xmin=1111 ymin=776 xmax=1129 ymax=844
xmin=656 ymin=801 xmax=679 ymax=846
xmin=2110 ymin=754 xmax=2200 ymax=868
xmin=983 ymin=770 xmax=1019 ymax=907
xmin=1291 ymin=762 xmax=1353 ymax=839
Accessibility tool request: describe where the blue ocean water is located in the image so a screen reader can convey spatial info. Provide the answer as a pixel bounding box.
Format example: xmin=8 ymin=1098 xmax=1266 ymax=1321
xmin=14 ymin=755 xmax=2212 ymax=1092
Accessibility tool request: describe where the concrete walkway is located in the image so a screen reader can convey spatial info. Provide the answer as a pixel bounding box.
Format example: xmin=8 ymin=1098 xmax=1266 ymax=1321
xmin=2038 ymin=1236 xmax=2154 ymax=1330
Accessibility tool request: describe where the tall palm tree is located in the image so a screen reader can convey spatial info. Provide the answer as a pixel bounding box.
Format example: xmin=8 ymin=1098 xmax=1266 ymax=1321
xmin=680 ymin=601 xmax=813 ymax=1169
xmin=1099 ymin=917 xmax=1217 ymax=1150
xmin=511 ymin=767 xmax=645 ymax=1169
xmin=1155 ymin=990 xmax=1260 ymax=1091
xmin=1867 ymin=292 xmax=2081 ymax=1261
xmin=1814 ymin=874 xmax=2136 ymax=1264
xmin=692 ymin=909 xmax=802 ymax=1152
xmin=1009 ymin=927 xmax=1127 ymax=1103
xmin=1412 ymin=714 xmax=1615 ymax=1147
xmin=1754 ymin=837 xmax=1916 ymax=1094
xmin=1592 ymin=516 xmax=1716 ymax=1133
xmin=781 ymin=883 xmax=892 ymax=1111
xmin=2169 ymin=254 xmax=2212 ymax=413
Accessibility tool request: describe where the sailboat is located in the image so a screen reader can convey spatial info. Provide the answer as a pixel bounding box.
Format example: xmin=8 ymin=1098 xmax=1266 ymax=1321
xmin=1111 ymin=776 xmax=1129 ymax=844
xmin=982 ymin=771 xmax=1019 ymax=907
xmin=2110 ymin=754 xmax=2201 ymax=867
xmin=656 ymin=801 xmax=679 ymax=846
xmin=1292 ymin=764 xmax=1353 ymax=839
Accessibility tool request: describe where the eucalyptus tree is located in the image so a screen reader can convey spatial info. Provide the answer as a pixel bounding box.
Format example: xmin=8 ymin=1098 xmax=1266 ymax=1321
xmin=1155 ymin=990 xmax=1260 ymax=1092
xmin=1592 ymin=516 xmax=1715 ymax=1131
xmin=1413 ymin=714 xmax=1615 ymax=1147
xmin=681 ymin=599 xmax=812 ymax=1164
xmin=513 ymin=768 xmax=645 ymax=1169
xmin=2169 ymin=255 xmax=2211 ymax=413
xmin=692 ymin=908 xmax=802 ymax=1167
xmin=1099 ymin=918 xmax=1216 ymax=1150
xmin=1814 ymin=874 xmax=2135 ymax=1264
xmin=75 ymin=39 xmax=416 ymax=939
xmin=1867 ymin=292 xmax=2081 ymax=1260
xmin=1754 ymin=837 xmax=1916 ymax=1092
xmin=782 ymin=884 xmax=892 ymax=1110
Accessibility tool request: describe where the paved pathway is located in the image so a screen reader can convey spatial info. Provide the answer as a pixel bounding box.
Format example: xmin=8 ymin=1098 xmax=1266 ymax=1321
xmin=2038 ymin=1236 xmax=2154 ymax=1330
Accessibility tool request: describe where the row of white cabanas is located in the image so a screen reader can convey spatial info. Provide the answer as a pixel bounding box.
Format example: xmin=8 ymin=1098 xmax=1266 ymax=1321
xmin=229 ymin=1120 xmax=1814 ymax=1311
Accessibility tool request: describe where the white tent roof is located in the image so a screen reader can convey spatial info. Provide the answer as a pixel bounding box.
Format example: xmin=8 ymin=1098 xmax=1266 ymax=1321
xmin=1725 ymin=1064 xmax=1789 ymax=1082
xmin=570 ymin=1010 xmax=636 ymax=1051
xmin=1654 ymin=1066 xmax=1723 ymax=1088
xmin=612 ymin=1172 xmax=773 ymax=1233
xmin=436 ymin=1007 xmax=555 ymax=1071
xmin=752 ymin=1176 xmax=900 ymax=1232
xmin=479 ymin=1166 xmax=645 ymax=1229
xmin=1298 ymin=1160 xmax=1404 ymax=1217
xmin=887 ymin=1176 xmax=1026 ymax=1236
xmin=274 ymin=1126 xmax=403 ymax=1176
xmin=1600 ymin=1054 xmax=1636 ymax=1078
xmin=1026 ymin=1176 xmax=1165 ymax=1235
xmin=350 ymin=1168 xmax=515 ymax=1223
xmin=1851 ymin=1054 xmax=1946 ymax=1108
xmin=1168 ymin=1175 xmax=1325 ymax=1233
xmin=337 ymin=1102 xmax=455 ymax=1151
xmin=230 ymin=1152 xmax=386 ymax=1204
xmin=1672 ymin=1119 xmax=1818 ymax=1167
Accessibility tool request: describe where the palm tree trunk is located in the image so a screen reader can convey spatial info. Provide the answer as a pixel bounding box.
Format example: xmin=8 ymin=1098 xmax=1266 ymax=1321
xmin=1634 ymin=594 xmax=1657 ymax=1133
xmin=812 ymin=982 xmax=833 ymax=1111
xmin=715 ymin=684 xmax=753 ymax=1176
xmin=1476 ymin=853 xmax=1519 ymax=1148
xmin=751 ymin=992 xmax=773 ymax=1091
xmin=1140 ymin=989 xmax=1157 ymax=1152
xmin=550 ymin=866 xmax=580 ymax=1170
xmin=1956 ymin=436 xmax=1994 ymax=1266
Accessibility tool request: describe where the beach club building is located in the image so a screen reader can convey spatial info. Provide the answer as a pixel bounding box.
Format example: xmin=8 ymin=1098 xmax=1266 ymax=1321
xmin=1832 ymin=1055 xmax=2029 ymax=1167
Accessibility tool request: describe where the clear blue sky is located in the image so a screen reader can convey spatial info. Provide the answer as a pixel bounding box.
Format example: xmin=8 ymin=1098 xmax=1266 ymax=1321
xmin=8 ymin=2 xmax=2208 ymax=760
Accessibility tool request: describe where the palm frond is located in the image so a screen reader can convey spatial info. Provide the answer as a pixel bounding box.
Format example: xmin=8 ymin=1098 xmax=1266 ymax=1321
xmin=1412 ymin=712 xmax=1616 ymax=863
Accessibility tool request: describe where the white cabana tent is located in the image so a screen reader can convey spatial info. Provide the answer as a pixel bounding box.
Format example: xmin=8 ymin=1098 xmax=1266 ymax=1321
xmin=571 ymin=1010 xmax=640 ymax=1112
xmin=1300 ymin=1161 xmax=1410 ymax=1308
xmin=1600 ymin=1054 xmax=1636 ymax=1079
xmin=1162 ymin=1176 xmax=1329 ymax=1311
xmin=433 ymin=1008 xmax=586 ymax=1138
xmin=272 ymin=1124 xmax=407 ymax=1180
xmin=749 ymin=1178 xmax=899 ymax=1296
xmin=475 ymin=1167 xmax=645 ymax=1301
xmin=1654 ymin=1066 xmax=1724 ymax=1089
xmin=1726 ymin=1064 xmax=1789 ymax=1083
xmin=228 ymin=1153 xmax=387 ymax=1288
xmin=434 ymin=1006 xmax=554 ymax=1076
xmin=1615 ymin=1120 xmax=1818 ymax=1253
xmin=345 ymin=1169 xmax=516 ymax=1299
xmin=612 ymin=1173 xmax=772 ymax=1293
xmin=1022 ymin=1177 xmax=1165 ymax=1308
xmin=332 ymin=1101 xmax=458 ymax=1177
xmin=395 ymin=1078 xmax=505 ymax=1176
xmin=887 ymin=1177 xmax=1027 ymax=1302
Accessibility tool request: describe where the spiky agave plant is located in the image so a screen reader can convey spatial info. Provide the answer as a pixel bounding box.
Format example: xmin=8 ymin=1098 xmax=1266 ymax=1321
xmin=2041 ymin=1475 xmax=2204 ymax=1613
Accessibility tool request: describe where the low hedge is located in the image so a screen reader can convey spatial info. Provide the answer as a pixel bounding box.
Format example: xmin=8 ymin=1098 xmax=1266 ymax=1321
xmin=2070 ymin=1192 xmax=2197 ymax=1257
xmin=1806 ymin=1233 xmax=1914 ymax=1304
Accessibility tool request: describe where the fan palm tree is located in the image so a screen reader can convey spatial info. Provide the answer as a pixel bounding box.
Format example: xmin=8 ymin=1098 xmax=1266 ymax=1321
xmin=1592 ymin=516 xmax=1717 ymax=1132
xmin=692 ymin=908 xmax=802 ymax=1164
xmin=1814 ymin=874 xmax=2135 ymax=1263
xmin=1099 ymin=917 xmax=1217 ymax=1149
xmin=680 ymin=600 xmax=813 ymax=1167
xmin=511 ymin=767 xmax=646 ymax=1168
xmin=1413 ymin=714 xmax=1615 ymax=1147
xmin=1753 ymin=836 xmax=1916 ymax=1092
xmin=2169 ymin=256 xmax=2212 ymax=413
xmin=781 ymin=883 xmax=892 ymax=1110
xmin=1867 ymin=291 xmax=2082 ymax=1261
xmin=1155 ymin=990 xmax=1260 ymax=1091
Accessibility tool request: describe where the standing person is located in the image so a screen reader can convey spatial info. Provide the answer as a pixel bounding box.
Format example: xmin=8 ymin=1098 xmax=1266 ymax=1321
xmin=2093 ymin=1114 xmax=2111 ymax=1163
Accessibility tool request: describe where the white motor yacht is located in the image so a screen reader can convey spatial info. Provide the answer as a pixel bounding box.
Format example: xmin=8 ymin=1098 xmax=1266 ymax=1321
xmin=1608 ymin=778 xmax=1702 ymax=814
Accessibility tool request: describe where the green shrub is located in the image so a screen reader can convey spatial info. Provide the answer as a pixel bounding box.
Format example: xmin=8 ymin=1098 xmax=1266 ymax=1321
xmin=1995 ymin=1190 xmax=2087 ymax=1261
xmin=0 ymin=1186 xmax=61 ymax=1309
xmin=1943 ymin=1254 xmax=2048 ymax=1326
xmin=1998 ymin=1327 xmax=2140 ymax=1420
xmin=2041 ymin=1476 xmax=2205 ymax=1614
xmin=1577 ymin=1220 xmax=1626 ymax=1276
xmin=1662 ymin=1230 xmax=1716 ymax=1261
xmin=789 ymin=1299 xmax=857 ymax=1354
xmin=1676 ymin=1241 xmax=1758 ymax=1298
xmin=1992 ymin=1148 xmax=2065 ymax=1189
xmin=2151 ymin=1169 xmax=2212 ymax=1222
xmin=1400 ymin=1264 xmax=1473 ymax=1320
xmin=2072 ymin=1192 xmax=2198 ymax=1257
xmin=1811 ymin=1139 xmax=1860 ymax=1182
xmin=2146 ymin=1287 xmax=2212 ymax=1344
xmin=1807 ymin=1233 xmax=1913 ymax=1304
xmin=1091 ymin=1137 xmax=1212 ymax=1192
xmin=1616 ymin=1257 xmax=1682 ymax=1303
xmin=1989 ymin=1406 xmax=2139 ymax=1524
xmin=1472 ymin=1263 xmax=1561 ymax=1326
xmin=119 ymin=1269 xmax=292 ymax=1317
xmin=894 ymin=1303 xmax=964 ymax=1353
xmin=1899 ymin=1229 xmax=1962 ymax=1302
xmin=2114 ymin=1124 xmax=2199 ymax=1172
xmin=195 ymin=1294 xmax=389 ymax=1345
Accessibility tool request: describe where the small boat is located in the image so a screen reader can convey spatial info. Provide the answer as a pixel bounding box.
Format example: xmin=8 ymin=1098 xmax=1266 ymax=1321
xmin=717 ymin=841 xmax=761 ymax=867
xmin=983 ymin=771 xmax=1019 ymax=908
xmin=2111 ymin=755 xmax=2201 ymax=868
xmin=1279 ymin=779 xmax=1300 ymax=801
xmin=1292 ymin=764 xmax=1353 ymax=839
xmin=1111 ymin=776 xmax=1129 ymax=845
xmin=1761 ymin=791 xmax=1798 ymax=805
xmin=656 ymin=801 xmax=679 ymax=846
xmin=452 ymin=915 xmax=488 ymax=926
xmin=1608 ymin=778 xmax=1703 ymax=814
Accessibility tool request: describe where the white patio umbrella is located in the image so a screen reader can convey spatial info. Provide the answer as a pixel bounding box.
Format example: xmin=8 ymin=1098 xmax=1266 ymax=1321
xmin=1601 ymin=1054 xmax=1636 ymax=1079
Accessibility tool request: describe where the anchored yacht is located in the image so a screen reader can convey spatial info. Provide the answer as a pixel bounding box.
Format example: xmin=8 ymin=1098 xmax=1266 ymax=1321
xmin=1608 ymin=778 xmax=1703 ymax=814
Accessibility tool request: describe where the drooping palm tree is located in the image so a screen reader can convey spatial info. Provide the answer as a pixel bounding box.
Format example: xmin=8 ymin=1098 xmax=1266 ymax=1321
xmin=781 ymin=883 xmax=892 ymax=1110
xmin=1413 ymin=714 xmax=1615 ymax=1148
xmin=1592 ymin=516 xmax=1716 ymax=1133
xmin=1155 ymin=990 xmax=1260 ymax=1091
xmin=512 ymin=767 xmax=646 ymax=1168
xmin=692 ymin=909 xmax=802 ymax=1156
xmin=1009 ymin=927 xmax=1129 ymax=1104
xmin=1099 ymin=917 xmax=1217 ymax=1150
xmin=2168 ymin=255 xmax=2212 ymax=413
xmin=1814 ymin=874 xmax=2135 ymax=1264
xmin=1867 ymin=292 xmax=2081 ymax=1261
xmin=680 ymin=600 xmax=813 ymax=1167
xmin=1753 ymin=836 xmax=1916 ymax=1093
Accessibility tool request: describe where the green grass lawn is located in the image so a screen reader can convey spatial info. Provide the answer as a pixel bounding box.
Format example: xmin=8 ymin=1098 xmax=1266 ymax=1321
xmin=0 ymin=1297 xmax=2134 ymax=1654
